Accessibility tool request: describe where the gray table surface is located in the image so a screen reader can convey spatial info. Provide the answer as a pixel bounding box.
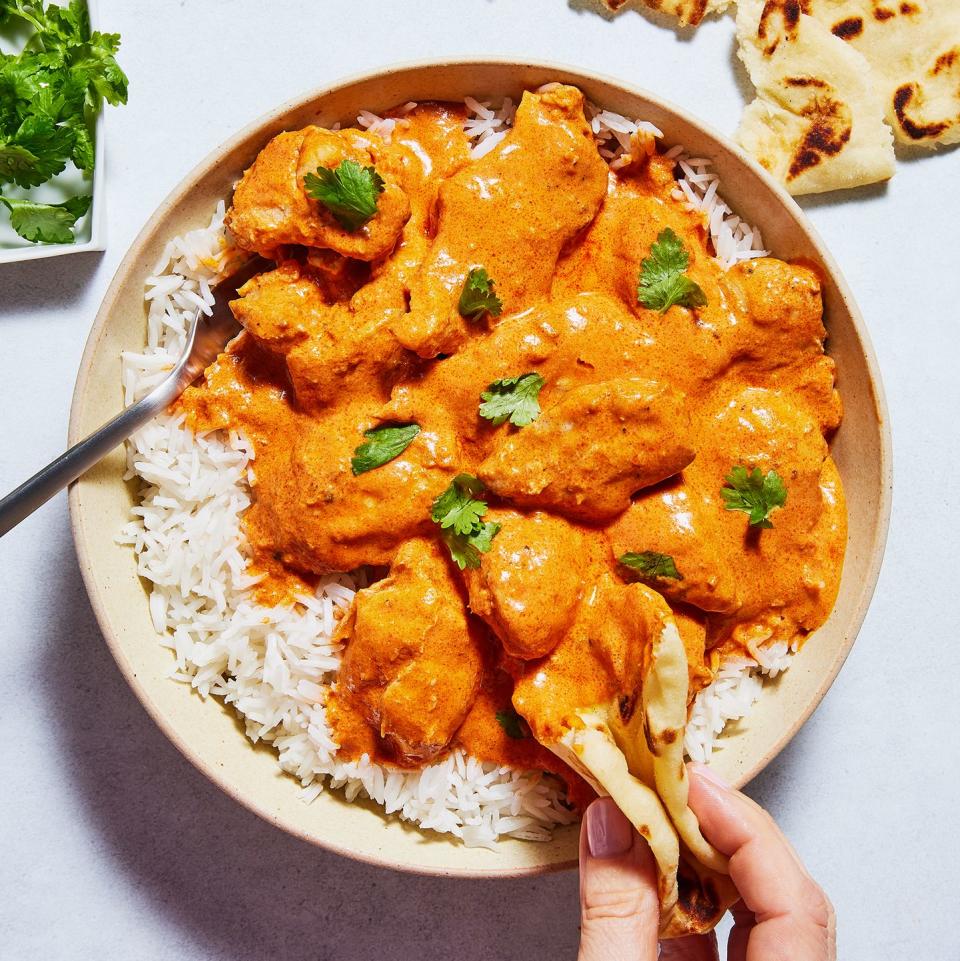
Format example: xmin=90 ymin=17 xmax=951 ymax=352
xmin=2 ymin=1 xmax=958 ymax=958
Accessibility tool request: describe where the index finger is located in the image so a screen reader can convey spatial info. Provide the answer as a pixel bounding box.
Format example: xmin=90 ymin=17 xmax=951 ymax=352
xmin=686 ymin=763 xmax=832 ymax=929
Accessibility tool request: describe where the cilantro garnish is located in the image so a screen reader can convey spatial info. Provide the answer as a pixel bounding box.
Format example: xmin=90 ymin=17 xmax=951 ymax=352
xmin=0 ymin=0 xmax=128 ymax=244
xmin=478 ymin=372 xmax=544 ymax=428
xmin=0 ymin=193 xmax=89 ymax=243
xmin=430 ymin=473 xmax=501 ymax=570
xmin=458 ymin=267 xmax=503 ymax=321
xmin=303 ymin=158 xmax=384 ymax=231
xmin=619 ymin=551 xmax=683 ymax=581
xmin=637 ymin=227 xmax=708 ymax=314
xmin=350 ymin=423 xmax=420 ymax=476
xmin=495 ymin=708 xmax=530 ymax=740
xmin=721 ymin=466 xmax=788 ymax=529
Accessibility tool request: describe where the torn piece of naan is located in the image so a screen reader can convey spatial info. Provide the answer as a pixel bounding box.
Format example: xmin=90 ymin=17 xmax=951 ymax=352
xmin=514 ymin=578 xmax=738 ymax=938
xmin=782 ymin=0 xmax=960 ymax=148
xmin=602 ymin=0 xmax=733 ymax=28
xmin=735 ymin=0 xmax=897 ymax=193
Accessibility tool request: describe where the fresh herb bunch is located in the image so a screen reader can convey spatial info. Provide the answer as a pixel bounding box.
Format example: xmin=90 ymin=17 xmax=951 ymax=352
xmin=0 ymin=0 xmax=127 ymax=244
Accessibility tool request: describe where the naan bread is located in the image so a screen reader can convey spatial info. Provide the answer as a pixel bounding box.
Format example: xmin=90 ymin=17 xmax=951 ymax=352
xmin=735 ymin=0 xmax=897 ymax=193
xmin=602 ymin=0 xmax=733 ymax=28
xmin=536 ymin=589 xmax=738 ymax=937
xmin=784 ymin=0 xmax=960 ymax=147
xmin=611 ymin=0 xmax=958 ymax=191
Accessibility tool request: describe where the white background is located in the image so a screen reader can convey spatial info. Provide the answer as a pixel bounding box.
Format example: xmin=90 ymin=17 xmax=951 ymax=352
xmin=1 ymin=1 xmax=958 ymax=958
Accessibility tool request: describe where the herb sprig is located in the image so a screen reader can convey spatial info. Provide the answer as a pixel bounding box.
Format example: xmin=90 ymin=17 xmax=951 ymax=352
xmin=619 ymin=551 xmax=683 ymax=581
xmin=304 ymin=158 xmax=384 ymax=231
xmin=350 ymin=423 xmax=420 ymax=476
xmin=495 ymin=708 xmax=530 ymax=740
xmin=721 ymin=466 xmax=787 ymax=529
xmin=0 ymin=0 xmax=128 ymax=244
xmin=478 ymin=372 xmax=544 ymax=427
xmin=637 ymin=228 xmax=708 ymax=314
xmin=458 ymin=267 xmax=502 ymax=321
xmin=430 ymin=473 xmax=500 ymax=570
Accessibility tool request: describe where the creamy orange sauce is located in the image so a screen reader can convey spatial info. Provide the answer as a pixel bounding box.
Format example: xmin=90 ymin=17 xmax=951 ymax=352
xmin=180 ymin=86 xmax=846 ymax=806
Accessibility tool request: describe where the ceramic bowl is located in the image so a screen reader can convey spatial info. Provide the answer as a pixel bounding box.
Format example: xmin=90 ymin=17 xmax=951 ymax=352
xmin=68 ymin=59 xmax=892 ymax=877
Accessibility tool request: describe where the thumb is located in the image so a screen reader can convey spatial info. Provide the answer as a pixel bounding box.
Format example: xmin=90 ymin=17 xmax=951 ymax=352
xmin=578 ymin=798 xmax=660 ymax=961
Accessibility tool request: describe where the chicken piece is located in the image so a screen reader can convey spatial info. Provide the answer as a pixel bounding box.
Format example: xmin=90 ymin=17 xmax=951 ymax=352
xmin=242 ymin=403 xmax=459 ymax=575
xmin=720 ymin=257 xmax=841 ymax=431
xmin=227 ymin=126 xmax=411 ymax=262
xmin=478 ymin=378 xmax=695 ymax=523
xmin=607 ymin=479 xmax=740 ymax=615
xmin=554 ymin=165 xmax=839 ymax=432
xmin=462 ymin=510 xmax=609 ymax=660
xmin=230 ymin=260 xmax=411 ymax=409
xmin=512 ymin=574 xmax=660 ymax=742
xmin=331 ymin=538 xmax=486 ymax=765
xmin=688 ymin=386 xmax=845 ymax=651
xmin=384 ymin=293 xmax=664 ymax=468
xmin=395 ymin=84 xmax=609 ymax=357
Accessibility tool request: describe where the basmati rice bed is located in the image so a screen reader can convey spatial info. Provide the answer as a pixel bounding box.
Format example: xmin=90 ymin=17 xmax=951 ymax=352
xmin=118 ymin=94 xmax=791 ymax=848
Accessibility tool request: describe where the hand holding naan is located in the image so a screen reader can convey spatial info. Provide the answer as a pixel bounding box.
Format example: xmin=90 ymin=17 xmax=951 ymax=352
xmin=576 ymin=766 xmax=836 ymax=961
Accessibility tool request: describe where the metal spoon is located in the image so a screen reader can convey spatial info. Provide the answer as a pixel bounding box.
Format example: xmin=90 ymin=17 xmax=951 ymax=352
xmin=0 ymin=255 xmax=269 ymax=536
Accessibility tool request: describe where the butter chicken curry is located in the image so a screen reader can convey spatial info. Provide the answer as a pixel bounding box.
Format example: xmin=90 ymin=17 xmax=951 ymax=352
xmin=180 ymin=83 xmax=846 ymax=932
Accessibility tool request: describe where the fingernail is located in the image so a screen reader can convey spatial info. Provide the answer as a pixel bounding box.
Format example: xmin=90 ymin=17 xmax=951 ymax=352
xmin=689 ymin=761 xmax=730 ymax=789
xmin=586 ymin=798 xmax=633 ymax=859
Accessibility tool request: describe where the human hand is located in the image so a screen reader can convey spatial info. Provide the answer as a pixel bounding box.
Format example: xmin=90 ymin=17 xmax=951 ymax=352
xmin=577 ymin=763 xmax=836 ymax=960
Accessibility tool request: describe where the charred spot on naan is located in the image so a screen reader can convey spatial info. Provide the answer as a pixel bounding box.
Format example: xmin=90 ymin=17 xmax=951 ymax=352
xmin=758 ymin=0 xmax=811 ymax=55
xmin=644 ymin=0 xmax=710 ymax=25
xmin=891 ymin=45 xmax=960 ymax=143
xmin=601 ymin=0 xmax=732 ymax=28
xmin=831 ymin=16 xmax=865 ymax=38
xmin=783 ymin=79 xmax=853 ymax=180
xmin=618 ymin=691 xmax=639 ymax=723
xmin=674 ymin=859 xmax=729 ymax=932
xmin=893 ymin=83 xmax=950 ymax=140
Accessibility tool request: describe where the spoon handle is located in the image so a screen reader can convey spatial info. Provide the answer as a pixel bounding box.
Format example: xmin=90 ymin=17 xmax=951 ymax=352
xmin=0 ymin=378 xmax=178 ymax=537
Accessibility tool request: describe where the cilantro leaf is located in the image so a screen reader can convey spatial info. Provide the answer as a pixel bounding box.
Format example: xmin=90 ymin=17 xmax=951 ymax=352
xmin=350 ymin=423 xmax=420 ymax=475
xmin=637 ymin=227 xmax=708 ymax=314
xmin=66 ymin=112 xmax=93 ymax=170
xmin=0 ymin=114 xmax=74 ymax=187
xmin=0 ymin=142 xmax=40 ymax=184
xmin=619 ymin=551 xmax=683 ymax=581
xmin=721 ymin=466 xmax=787 ymax=529
xmin=431 ymin=473 xmax=489 ymax=536
xmin=0 ymin=192 xmax=90 ymax=243
xmin=431 ymin=474 xmax=501 ymax=569
xmin=304 ymin=158 xmax=384 ymax=231
xmin=67 ymin=31 xmax=128 ymax=107
xmin=441 ymin=520 xmax=502 ymax=571
xmin=458 ymin=267 xmax=503 ymax=321
xmin=479 ymin=372 xmax=544 ymax=427
xmin=495 ymin=708 xmax=530 ymax=740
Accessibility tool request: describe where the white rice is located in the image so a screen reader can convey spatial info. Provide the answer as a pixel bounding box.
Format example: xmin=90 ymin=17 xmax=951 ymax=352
xmin=120 ymin=96 xmax=790 ymax=847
